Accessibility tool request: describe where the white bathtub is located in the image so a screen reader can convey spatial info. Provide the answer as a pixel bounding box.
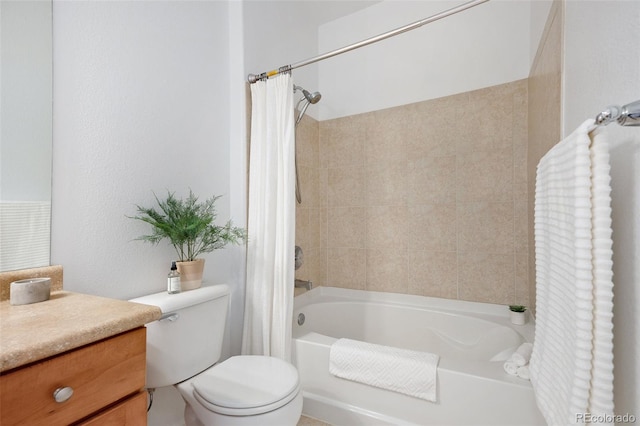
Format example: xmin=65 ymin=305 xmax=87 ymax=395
xmin=292 ymin=287 xmax=544 ymax=425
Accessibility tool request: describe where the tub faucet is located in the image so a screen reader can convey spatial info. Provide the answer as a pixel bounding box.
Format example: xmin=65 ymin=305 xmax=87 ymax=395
xmin=294 ymin=279 xmax=313 ymax=291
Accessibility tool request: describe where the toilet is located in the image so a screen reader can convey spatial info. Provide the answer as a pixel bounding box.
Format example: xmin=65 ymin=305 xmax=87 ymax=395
xmin=130 ymin=285 xmax=303 ymax=426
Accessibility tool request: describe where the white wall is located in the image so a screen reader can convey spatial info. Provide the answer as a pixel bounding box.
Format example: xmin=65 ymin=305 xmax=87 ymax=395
xmin=529 ymin=0 xmax=553 ymax=67
xmin=227 ymin=0 xmax=249 ymax=361
xmin=51 ymin=0 xmax=247 ymax=355
xmin=317 ymin=0 xmax=532 ymax=120
xmin=563 ymin=0 xmax=640 ymax=416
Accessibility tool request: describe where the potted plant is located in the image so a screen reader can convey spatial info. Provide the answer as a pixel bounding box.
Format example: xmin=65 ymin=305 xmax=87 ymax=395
xmin=508 ymin=305 xmax=527 ymax=325
xmin=129 ymin=190 xmax=246 ymax=290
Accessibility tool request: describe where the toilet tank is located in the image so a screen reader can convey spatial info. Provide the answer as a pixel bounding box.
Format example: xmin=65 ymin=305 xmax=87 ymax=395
xmin=129 ymin=284 xmax=230 ymax=389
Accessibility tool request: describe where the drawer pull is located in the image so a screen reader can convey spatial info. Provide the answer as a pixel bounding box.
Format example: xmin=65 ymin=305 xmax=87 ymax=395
xmin=53 ymin=386 xmax=74 ymax=403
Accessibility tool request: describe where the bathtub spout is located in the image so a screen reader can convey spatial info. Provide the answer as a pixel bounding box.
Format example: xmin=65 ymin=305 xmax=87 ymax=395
xmin=295 ymin=279 xmax=313 ymax=291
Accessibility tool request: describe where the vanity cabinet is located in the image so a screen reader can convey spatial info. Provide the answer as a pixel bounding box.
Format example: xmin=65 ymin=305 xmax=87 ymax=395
xmin=0 ymin=327 xmax=147 ymax=425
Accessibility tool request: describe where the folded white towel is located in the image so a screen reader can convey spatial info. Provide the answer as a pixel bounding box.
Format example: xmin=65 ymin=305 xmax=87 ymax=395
xmin=329 ymin=338 xmax=439 ymax=402
xmin=516 ymin=365 xmax=530 ymax=380
xmin=503 ymin=361 xmax=518 ymax=376
xmin=509 ymin=342 xmax=533 ymax=366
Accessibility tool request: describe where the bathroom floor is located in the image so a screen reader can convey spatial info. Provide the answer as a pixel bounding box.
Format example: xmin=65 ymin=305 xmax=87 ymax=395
xmin=148 ymin=386 xmax=331 ymax=426
xmin=148 ymin=386 xmax=331 ymax=425
xmin=298 ymin=415 xmax=331 ymax=426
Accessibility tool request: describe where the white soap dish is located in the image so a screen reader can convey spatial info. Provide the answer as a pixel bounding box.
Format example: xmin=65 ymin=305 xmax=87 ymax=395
xmin=10 ymin=278 xmax=52 ymax=306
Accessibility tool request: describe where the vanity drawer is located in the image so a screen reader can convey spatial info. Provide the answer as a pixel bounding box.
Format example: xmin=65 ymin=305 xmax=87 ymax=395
xmin=79 ymin=390 xmax=147 ymax=425
xmin=0 ymin=327 xmax=146 ymax=426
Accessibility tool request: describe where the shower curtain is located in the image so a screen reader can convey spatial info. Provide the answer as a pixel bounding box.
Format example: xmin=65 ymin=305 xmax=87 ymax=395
xmin=241 ymin=74 xmax=296 ymax=361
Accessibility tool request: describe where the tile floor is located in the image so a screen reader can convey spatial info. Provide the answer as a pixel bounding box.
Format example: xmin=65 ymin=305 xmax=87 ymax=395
xmin=297 ymin=415 xmax=331 ymax=426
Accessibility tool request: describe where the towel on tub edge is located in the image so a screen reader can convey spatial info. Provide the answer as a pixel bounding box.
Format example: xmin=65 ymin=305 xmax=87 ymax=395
xmin=329 ymin=338 xmax=440 ymax=402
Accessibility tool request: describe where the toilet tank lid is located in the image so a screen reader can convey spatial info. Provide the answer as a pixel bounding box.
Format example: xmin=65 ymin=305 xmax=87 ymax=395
xmin=129 ymin=284 xmax=230 ymax=313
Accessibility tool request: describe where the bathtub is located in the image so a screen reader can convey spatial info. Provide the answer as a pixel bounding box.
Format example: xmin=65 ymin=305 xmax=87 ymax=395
xmin=292 ymin=287 xmax=544 ymax=425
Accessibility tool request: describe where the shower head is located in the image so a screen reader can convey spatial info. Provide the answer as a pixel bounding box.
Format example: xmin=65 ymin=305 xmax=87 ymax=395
xmin=294 ymin=85 xmax=322 ymax=125
xmin=303 ymin=89 xmax=321 ymax=104
xmin=294 ymin=85 xmax=322 ymax=104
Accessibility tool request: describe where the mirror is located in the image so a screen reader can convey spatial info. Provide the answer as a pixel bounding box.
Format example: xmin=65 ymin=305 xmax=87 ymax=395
xmin=0 ymin=0 xmax=53 ymax=272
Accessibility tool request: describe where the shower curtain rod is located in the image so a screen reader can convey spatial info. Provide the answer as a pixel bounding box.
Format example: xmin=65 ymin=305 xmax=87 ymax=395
xmin=247 ymin=0 xmax=490 ymax=84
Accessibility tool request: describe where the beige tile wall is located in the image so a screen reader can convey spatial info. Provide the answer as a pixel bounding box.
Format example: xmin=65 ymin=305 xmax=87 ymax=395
xmin=294 ymin=116 xmax=325 ymax=288
xmin=295 ymin=80 xmax=530 ymax=306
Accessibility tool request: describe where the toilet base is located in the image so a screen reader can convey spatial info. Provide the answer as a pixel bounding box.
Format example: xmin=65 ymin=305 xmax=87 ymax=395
xmin=184 ymin=404 xmax=204 ymax=426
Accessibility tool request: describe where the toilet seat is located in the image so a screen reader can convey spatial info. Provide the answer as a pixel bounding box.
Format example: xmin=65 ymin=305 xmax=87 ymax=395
xmin=191 ymin=355 xmax=301 ymax=416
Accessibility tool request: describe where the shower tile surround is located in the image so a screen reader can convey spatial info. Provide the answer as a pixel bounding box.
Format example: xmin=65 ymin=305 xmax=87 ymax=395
xmin=295 ymin=117 xmax=325 ymax=288
xmin=294 ymin=79 xmax=529 ymax=306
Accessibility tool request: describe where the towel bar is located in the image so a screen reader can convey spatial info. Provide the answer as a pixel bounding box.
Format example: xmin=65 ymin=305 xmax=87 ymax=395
xmin=595 ymin=100 xmax=640 ymax=126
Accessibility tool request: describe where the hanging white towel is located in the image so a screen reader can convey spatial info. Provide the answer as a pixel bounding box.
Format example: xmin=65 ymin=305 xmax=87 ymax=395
xmin=529 ymin=119 xmax=615 ymax=425
xmin=329 ymin=338 xmax=440 ymax=402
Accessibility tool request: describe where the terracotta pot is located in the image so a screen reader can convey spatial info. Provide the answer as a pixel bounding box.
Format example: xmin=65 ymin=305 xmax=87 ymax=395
xmin=176 ymin=258 xmax=205 ymax=291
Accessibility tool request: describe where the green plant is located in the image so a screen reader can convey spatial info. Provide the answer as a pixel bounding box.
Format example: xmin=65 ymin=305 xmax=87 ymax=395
xmin=129 ymin=190 xmax=246 ymax=262
xmin=509 ymin=305 xmax=527 ymax=313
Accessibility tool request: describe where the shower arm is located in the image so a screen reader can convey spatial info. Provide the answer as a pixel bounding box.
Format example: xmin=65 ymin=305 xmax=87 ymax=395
xmin=247 ymin=0 xmax=489 ymax=83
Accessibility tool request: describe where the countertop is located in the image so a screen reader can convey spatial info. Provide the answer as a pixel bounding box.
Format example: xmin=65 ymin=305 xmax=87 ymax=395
xmin=0 ymin=291 xmax=161 ymax=373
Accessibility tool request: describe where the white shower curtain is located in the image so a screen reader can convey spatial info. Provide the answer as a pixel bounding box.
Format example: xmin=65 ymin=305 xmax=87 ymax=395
xmin=241 ymin=74 xmax=296 ymax=361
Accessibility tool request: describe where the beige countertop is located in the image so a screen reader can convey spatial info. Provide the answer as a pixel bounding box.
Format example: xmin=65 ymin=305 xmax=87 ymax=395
xmin=0 ymin=291 xmax=161 ymax=373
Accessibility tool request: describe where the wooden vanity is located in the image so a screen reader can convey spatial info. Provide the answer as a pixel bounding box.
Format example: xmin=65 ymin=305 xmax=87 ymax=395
xmin=0 ymin=290 xmax=161 ymax=425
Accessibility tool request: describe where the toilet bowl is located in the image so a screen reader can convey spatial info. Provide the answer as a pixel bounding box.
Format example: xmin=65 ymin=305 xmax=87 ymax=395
xmin=177 ymin=356 xmax=303 ymax=426
xmin=130 ymin=285 xmax=303 ymax=426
